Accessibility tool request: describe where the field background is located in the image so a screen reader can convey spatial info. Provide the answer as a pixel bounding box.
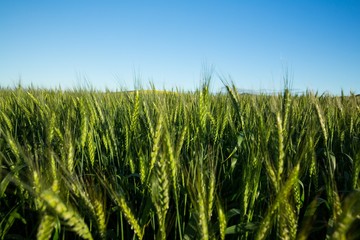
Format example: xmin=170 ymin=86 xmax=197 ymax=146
xmin=0 ymin=83 xmax=360 ymax=240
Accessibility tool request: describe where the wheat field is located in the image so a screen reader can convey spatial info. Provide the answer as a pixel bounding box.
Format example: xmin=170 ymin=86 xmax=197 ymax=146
xmin=0 ymin=83 xmax=359 ymax=239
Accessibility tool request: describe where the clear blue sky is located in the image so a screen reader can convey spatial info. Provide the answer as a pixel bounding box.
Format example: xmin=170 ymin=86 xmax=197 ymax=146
xmin=1 ymin=1 xmax=359 ymax=94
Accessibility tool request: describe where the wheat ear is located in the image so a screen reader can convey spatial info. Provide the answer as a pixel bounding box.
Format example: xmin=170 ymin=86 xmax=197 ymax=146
xmin=255 ymin=163 xmax=300 ymax=240
xmin=37 ymin=213 xmax=56 ymax=240
xmin=40 ymin=190 xmax=93 ymax=240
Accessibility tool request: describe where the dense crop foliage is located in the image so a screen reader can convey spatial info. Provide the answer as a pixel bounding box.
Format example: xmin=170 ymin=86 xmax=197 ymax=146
xmin=0 ymin=84 xmax=360 ymax=239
